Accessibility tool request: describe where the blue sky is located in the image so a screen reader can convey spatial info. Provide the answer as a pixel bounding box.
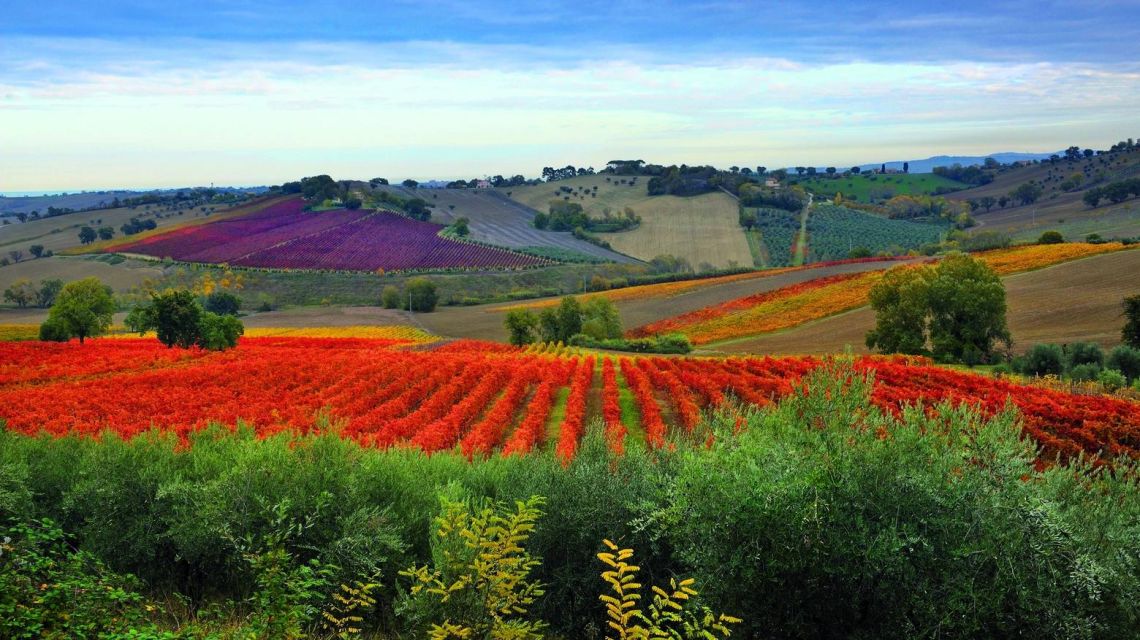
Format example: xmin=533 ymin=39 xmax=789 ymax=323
xmin=2 ymin=1 xmax=1139 ymax=190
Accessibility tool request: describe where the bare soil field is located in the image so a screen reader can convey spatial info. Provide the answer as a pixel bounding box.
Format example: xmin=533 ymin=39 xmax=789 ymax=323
xmin=709 ymin=249 xmax=1140 ymax=356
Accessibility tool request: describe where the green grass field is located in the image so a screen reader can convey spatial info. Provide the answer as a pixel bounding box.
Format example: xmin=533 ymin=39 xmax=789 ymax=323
xmin=789 ymin=173 xmax=967 ymax=203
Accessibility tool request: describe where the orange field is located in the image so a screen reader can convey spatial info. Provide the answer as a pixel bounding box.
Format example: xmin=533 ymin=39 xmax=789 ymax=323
xmin=1 ymin=337 xmax=1138 ymax=464
xmin=631 ymin=243 xmax=1136 ymax=345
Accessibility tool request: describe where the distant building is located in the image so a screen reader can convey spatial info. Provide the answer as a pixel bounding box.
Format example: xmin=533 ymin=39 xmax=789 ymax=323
xmin=765 ymin=177 xmax=780 ymax=188
xmin=475 ymin=180 xmax=492 ymax=189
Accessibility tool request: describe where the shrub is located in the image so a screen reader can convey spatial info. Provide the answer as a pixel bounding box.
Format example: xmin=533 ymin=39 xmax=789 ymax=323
xmin=204 ymin=290 xmax=241 ymax=316
xmin=1020 ymin=343 xmax=1065 ymax=376
xmin=1106 ymin=345 xmax=1140 ymax=382
xmin=380 ymin=285 xmax=401 ymax=309
xmin=1068 ymin=363 xmax=1101 ymax=382
xmin=405 ymin=277 xmax=438 ymax=312
xmin=1037 ymin=230 xmax=1064 ymax=244
xmin=37 ymin=317 xmax=70 ymax=342
xmin=1097 ymin=368 xmax=1127 ymax=392
xmin=1065 ymin=341 xmax=1104 ymax=368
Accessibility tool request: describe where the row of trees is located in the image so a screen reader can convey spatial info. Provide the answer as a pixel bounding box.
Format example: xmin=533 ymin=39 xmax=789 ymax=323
xmin=504 ymin=296 xmax=622 ymax=346
xmin=380 ymin=278 xmax=439 ymax=312
xmin=3 ymin=278 xmax=63 ymax=308
xmin=124 ymin=290 xmax=243 ymax=350
xmin=1083 ymin=177 xmax=1140 ymax=207
xmin=534 ymin=201 xmax=640 ymax=233
xmin=78 ymin=225 xmax=116 ymax=244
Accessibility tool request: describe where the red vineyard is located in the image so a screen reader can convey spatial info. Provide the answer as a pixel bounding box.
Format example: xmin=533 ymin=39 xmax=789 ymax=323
xmin=1 ymin=339 xmax=1138 ymax=463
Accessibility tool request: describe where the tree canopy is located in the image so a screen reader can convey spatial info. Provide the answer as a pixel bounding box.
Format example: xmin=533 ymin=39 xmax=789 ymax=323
xmin=866 ymin=254 xmax=1010 ymax=363
xmin=40 ymin=278 xmax=116 ymax=344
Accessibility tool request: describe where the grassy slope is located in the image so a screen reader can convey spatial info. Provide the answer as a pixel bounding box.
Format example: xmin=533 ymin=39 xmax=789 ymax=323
xmin=504 ymin=175 xmax=752 ymax=269
xmin=789 ymin=172 xmax=967 ymax=202
xmin=709 ymin=248 xmax=1140 ymax=355
xmin=950 ymin=148 xmax=1140 ymax=240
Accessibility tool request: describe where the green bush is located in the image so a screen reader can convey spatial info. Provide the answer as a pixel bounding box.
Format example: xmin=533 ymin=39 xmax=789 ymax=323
xmin=1097 ymin=368 xmax=1127 ymax=392
xmin=37 ymin=317 xmax=70 ymax=342
xmin=1068 ymin=363 xmax=1101 ymax=382
xmin=1065 ymin=341 xmax=1104 ymax=368
xmin=1037 ymin=230 xmax=1064 ymax=244
xmin=380 ymin=284 xmax=401 ymax=309
xmin=1106 ymin=345 xmax=1140 ymax=382
xmin=1020 ymin=343 xmax=1065 ymax=376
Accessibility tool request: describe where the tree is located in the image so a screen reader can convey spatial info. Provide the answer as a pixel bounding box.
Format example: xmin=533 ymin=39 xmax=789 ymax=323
xmin=29 ymin=245 xmax=45 ymax=258
xmin=402 ymin=179 xmax=419 ymax=189
xmin=581 ymin=297 xmax=622 ymax=339
xmin=3 ymin=279 xmax=36 ymax=308
xmin=78 ymin=226 xmax=97 ymax=245
xmin=380 ymin=285 xmax=401 ymax=309
xmin=127 ymin=290 xmax=202 ymax=348
xmin=537 ymin=308 xmax=561 ymax=343
xmin=1037 ymin=231 xmax=1064 ymax=244
xmin=1010 ymin=182 xmax=1043 ymax=206
xmin=1123 ymin=294 xmax=1140 ymax=348
xmin=866 ymin=255 xmax=1010 ymax=362
xmin=554 ymin=296 xmax=583 ymax=342
xmin=204 ymin=290 xmax=242 ymax=316
xmin=8 ymin=250 xmax=23 ymax=264
xmin=1021 ymin=343 xmax=1065 ymax=377
xmin=405 ymin=277 xmax=438 ymax=312
xmin=452 ymin=217 xmax=470 ymax=237
xmin=196 ymin=312 xmax=243 ymax=350
xmin=903 ymin=162 xmax=909 ymax=173
xmin=41 ymin=278 xmax=115 ymax=343
xmin=98 ymin=227 xmax=115 ymax=241
xmin=504 ymin=309 xmax=539 ymax=346
xmin=865 ymin=267 xmax=931 ymax=355
xmin=978 ymin=196 xmax=996 ymax=212
xmin=36 ymin=279 xmax=63 ymax=308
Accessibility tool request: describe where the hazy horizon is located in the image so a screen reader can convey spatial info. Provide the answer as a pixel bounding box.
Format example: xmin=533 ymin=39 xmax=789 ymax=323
xmin=3 ymin=1 xmax=1138 ymax=191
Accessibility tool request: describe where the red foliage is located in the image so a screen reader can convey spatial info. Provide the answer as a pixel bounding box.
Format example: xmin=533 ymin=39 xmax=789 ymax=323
xmin=601 ymin=358 xmax=626 ymax=455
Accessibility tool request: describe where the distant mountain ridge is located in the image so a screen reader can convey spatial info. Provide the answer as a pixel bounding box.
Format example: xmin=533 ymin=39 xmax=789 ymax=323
xmin=855 ymin=152 xmax=1060 ymax=174
xmin=0 ymin=186 xmax=270 ymax=215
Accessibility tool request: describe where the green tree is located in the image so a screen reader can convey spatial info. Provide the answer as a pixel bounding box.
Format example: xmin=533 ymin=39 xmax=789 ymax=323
xmin=926 ymin=253 xmax=1011 ymax=362
xmin=405 ymin=277 xmax=438 ymax=312
xmin=41 ymin=277 xmax=115 ymax=343
xmin=537 ymin=308 xmax=561 ymax=343
xmin=867 ymin=255 xmax=1010 ymax=362
xmin=197 ymin=312 xmax=244 ymax=350
xmin=504 ymin=309 xmax=539 ymax=346
xmin=1123 ymin=294 xmax=1140 ymax=348
xmin=865 ymin=267 xmax=931 ymax=355
xmin=1037 ymin=230 xmax=1064 ymax=244
xmin=78 ymin=226 xmax=97 ymax=245
xmin=555 ymin=296 xmax=583 ymax=342
xmin=1020 ymin=343 xmax=1065 ymax=377
xmin=29 ymin=244 xmax=45 ymax=258
xmin=204 ymin=290 xmax=242 ymax=316
xmin=581 ymin=297 xmax=622 ymax=339
xmin=452 ymin=216 xmax=470 ymax=236
xmin=1010 ymin=181 xmax=1043 ymax=206
xmin=129 ymin=290 xmax=202 ymax=348
xmin=380 ymin=285 xmax=402 ymax=309
xmin=97 ymin=226 xmax=115 ymax=241
xmin=3 ymin=279 xmax=36 ymax=308
xmin=36 ymin=279 xmax=64 ymax=308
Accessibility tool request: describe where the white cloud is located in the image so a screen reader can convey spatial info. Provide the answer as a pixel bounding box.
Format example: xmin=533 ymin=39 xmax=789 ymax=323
xmin=1 ymin=37 xmax=1138 ymax=190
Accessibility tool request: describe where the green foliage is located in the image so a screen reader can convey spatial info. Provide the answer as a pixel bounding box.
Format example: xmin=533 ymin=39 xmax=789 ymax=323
xmin=398 ymin=492 xmax=548 ymax=639
xmin=1123 ymin=294 xmax=1140 ymax=348
xmin=504 ymin=308 xmax=539 ymax=346
xmin=1065 ymin=342 xmax=1104 ymax=369
xmin=321 ymin=580 xmax=379 ymax=639
xmin=3 ymin=279 xmax=35 ymax=308
xmin=406 ymin=277 xmax=439 ymax=312
xmin=807 ymin=204 xmax=943 ymax=261
xmin=1010 ymin=181 xmax=1044 ymax=205
xmin=1021 ymin=343 xmax=1066 ymax=377
xmin=37 ymin=317 xmax=71 ymax=342
xmin=1106 ymin=345 xmax=1140 ymax=382
xmin=78 ymin=225 xmax=96 ymax=244
xmin=380 ymin=284 xmax=402 ymax=309
xmin=1067 ymin=363 xmax=1101 ymax=382
xmin=568 ymin=333 xmax=692 ymax=354
xmin=1097 ymin=368 xmax=1127 ymax=392
xmin=41 ymin=277 xmax=115 ymax=343
xmin=866 ymin=254 xmax=1010 ymax=363
xmin=203 ymin=290 xmax=241 ymax=316
xmin=133 ymin=290 xmax=203 ymax=348
xmin=1037 ymin=230 xmax=1064 ymax=244
xmin=451 ymin=216 xmax=470 ymax=237
xmin=0 ymin=519 xmax=180 ymax=640
xmin=653 ymin=362 xmax=1140 ymax=638
xmin=196 ymin=312 xmax=243 ymax=350
xmin=36 ymin=278 xmax=63 ymax=308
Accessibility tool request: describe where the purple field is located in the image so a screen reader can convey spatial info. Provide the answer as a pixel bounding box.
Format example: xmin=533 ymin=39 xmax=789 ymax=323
xmin=111 ymin=197 xmax=546 ymax=271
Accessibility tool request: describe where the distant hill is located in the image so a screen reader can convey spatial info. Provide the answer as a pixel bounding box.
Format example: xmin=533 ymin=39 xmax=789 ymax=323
xmin=0 ymin=186 xmax=270 ymax=215
xmin=854 ymin=152 xmax=1060 ymax=174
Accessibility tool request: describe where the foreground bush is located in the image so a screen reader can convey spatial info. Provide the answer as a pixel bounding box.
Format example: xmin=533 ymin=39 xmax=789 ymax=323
xmin=1 ymin=364 xmax=1138 ymax=638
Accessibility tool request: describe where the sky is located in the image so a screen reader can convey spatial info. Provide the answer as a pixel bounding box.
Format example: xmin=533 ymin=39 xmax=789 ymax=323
xmin=2 ymin=1 xmax=1139 ymax=191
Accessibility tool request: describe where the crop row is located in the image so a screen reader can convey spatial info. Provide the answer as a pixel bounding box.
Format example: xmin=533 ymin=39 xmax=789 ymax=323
xmin=110 ymin=196 xmax=545 ymax=271
xmin=806 ymin=204 xmax=944 ymax=261
xmin=1 ymin=338 xmax=1137 ymax=463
